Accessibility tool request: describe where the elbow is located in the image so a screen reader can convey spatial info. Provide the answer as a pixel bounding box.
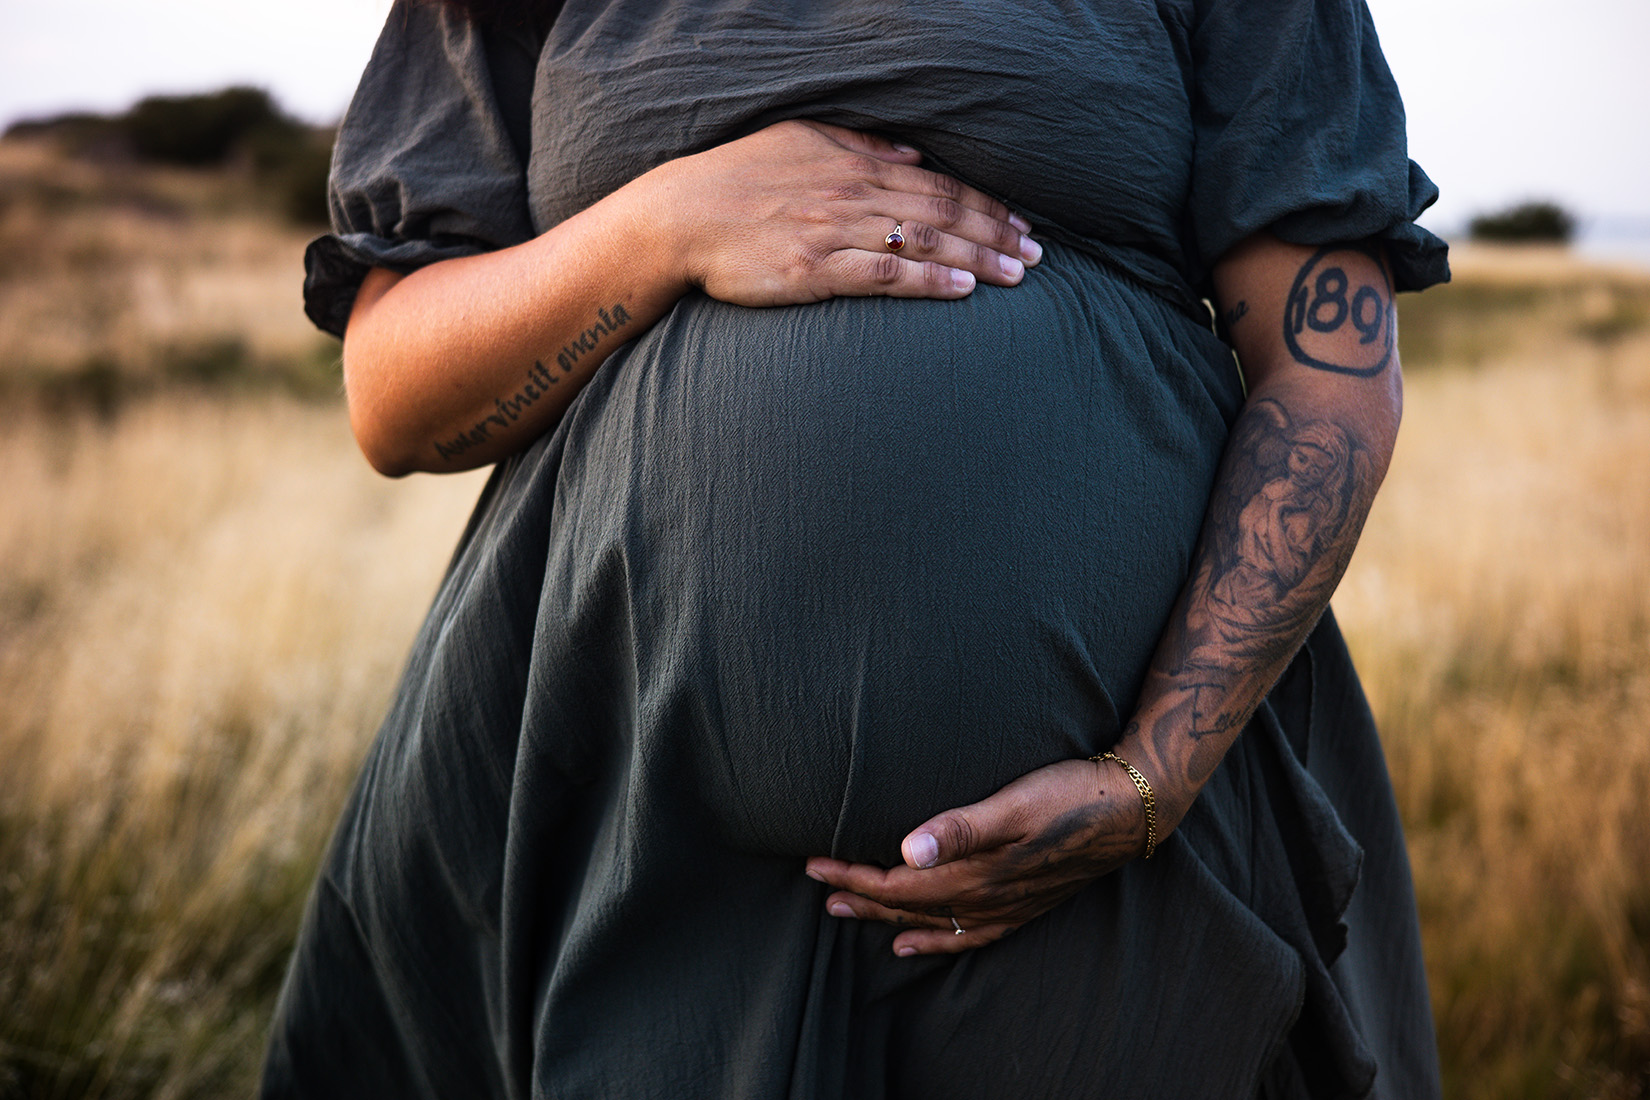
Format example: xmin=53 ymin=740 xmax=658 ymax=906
xmin=351 ymin=413 xmax=418 ymax=479
xmin=340 ymin=268 xmax=426 ymax=477
xmin=1380 ymin=350 xmax=1405 ymax=444
xmin=343 ymin=353 xmax=421 ymax=479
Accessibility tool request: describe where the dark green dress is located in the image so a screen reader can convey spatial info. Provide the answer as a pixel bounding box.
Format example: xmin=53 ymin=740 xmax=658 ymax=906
xmin=271 ymin=1 xmax=1450 ymax=1095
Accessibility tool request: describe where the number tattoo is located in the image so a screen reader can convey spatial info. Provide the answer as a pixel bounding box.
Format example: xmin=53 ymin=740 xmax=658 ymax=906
xmin=1283 ymin=244 xmax=1394 ymax=377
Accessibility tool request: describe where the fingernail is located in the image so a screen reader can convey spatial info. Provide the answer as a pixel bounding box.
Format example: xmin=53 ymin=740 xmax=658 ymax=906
xmin=805 ymin=867 xmax=824 ymax=883
xmin=908 ymin=832 xmax=939 ymax=869
xmin=895 ymin=945 xmax=918 ymax=957
xmin=998 ymin=254 xmax=1025 ymax=281
xmin=1020 ymin=235 xmax=1043 ymax=264
xmin=950 ymin=270 xmax=975 ymax=293
xmin=1009 ymin=212 xmax=1032 ymax=233
xmin=893 ymin=142 xmax=918 ymax=155
xmin=829 ymin=902 xmax=855 ymax=918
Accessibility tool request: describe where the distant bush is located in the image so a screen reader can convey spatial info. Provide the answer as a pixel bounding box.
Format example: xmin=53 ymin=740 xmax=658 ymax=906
xmin=1469 ymin=201 xmax=1577 ymax=244
xmin=3 ymin=112 xmax=127 ymax=158
xmin=124 ymin=87 xmax=301 ymax=167
xmin=4 ymin=88 xmax=336 ymax=226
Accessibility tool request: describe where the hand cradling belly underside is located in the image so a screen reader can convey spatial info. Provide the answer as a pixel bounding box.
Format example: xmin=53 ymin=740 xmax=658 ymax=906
xmin=537 ymin=246 xmax=1241 ymax=865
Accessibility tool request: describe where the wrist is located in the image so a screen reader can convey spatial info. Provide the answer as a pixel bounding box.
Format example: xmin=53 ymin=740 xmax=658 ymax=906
xmin=621 ymin=156 xmax=702 ymax=298
xmin=1091 ymin=751 xmax=1159 ymax=858
xmin=1105 ymin=728 xmax=1198 ymax=843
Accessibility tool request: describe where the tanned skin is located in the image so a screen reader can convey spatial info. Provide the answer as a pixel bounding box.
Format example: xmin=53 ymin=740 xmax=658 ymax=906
xmin=342 ymin=120 xmax=1041 ymax=476
xmin=806 ymin=234 xmax=1403 ymax=956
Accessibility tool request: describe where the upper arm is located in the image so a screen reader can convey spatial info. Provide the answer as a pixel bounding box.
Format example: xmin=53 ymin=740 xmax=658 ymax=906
xmin=303 ymin=0 xmax=539 ymax=340
xmin=1210 ymin=233 xmax=1400 ymax=394
xmin=346 ymin=267 xmax=405 ymax=336
xmin=340 ymin=265 xmax=404 ymax=406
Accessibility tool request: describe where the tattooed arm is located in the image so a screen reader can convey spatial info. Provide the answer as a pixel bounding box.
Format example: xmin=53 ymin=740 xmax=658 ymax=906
xmin=341 ymin=120 xmax=1038 ymax=476
xmin=806 ymin=233 xmax=1401 ymax=955
xmin=1123 ymin=235 xmax=1400 ymax=824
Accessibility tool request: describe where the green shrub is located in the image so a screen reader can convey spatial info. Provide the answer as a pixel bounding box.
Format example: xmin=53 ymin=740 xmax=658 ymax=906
xmin=6 ymin=89 xmax=337 ymax=228
xmin=1469 ymin=201 xmax=1577 ymax=244
xmin=3 ymin=112 xmax=126 ymax=158
xmin=124 ymin=87 xmax=301 ymax=168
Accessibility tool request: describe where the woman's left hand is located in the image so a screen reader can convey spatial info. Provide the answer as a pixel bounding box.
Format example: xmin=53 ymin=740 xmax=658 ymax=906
xmin=804 ymin=757 xmax=1154 ymax=956
xmin=811 ymin=234 xmax=1403 ymax=959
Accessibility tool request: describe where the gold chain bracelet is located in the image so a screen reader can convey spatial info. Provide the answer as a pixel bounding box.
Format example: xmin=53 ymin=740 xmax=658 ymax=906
xmin=1091 ymin=751 xmax=1158 ymax=859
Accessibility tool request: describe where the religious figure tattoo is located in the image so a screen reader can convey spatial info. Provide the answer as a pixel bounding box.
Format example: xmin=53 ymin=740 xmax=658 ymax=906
xmin=1159 ymin=398 xmax=1372 ymax=741
xmin=1118 ymin=244 xmax=1396 ymax=795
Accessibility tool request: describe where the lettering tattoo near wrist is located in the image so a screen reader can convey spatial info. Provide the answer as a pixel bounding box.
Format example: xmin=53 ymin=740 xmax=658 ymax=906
xmin=556 ymin=303 xmax=632 ymax=373
xmin=432 ymin=303 xmax=633 ymax=462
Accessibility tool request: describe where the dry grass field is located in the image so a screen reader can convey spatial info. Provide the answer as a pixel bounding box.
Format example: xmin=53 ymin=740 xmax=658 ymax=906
xmin=1339 ymin=246 xmax=1650 ymax=1099
xmin=1 ymin=139 xmax=1647 ymax=1098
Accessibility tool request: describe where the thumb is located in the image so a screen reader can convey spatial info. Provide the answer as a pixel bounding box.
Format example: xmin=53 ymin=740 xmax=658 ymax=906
xmin=901 ymin=797 xmax=1020 ymax=870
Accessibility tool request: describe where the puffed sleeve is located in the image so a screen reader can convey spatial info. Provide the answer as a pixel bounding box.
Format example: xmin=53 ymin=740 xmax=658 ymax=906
xmin=1188 ymin=0 xmax=1449 ymax=292
xmin=302 ymin=1 xmax=542 ymax=337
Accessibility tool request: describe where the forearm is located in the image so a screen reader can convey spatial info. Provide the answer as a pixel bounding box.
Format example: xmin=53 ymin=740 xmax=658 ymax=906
xmin=1113 ymin=368 xmax=1399 ymax=832
xmin=1113 ymin=234 xmax=1403 ymax=836
xmin=343 ymin=170 xmax=688 ymax=476
xmin=342 ymin=120 xmax=1039 ymax=477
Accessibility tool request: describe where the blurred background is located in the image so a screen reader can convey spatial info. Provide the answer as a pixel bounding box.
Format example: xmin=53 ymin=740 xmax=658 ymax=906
xmin=0 ymin=0 xmax=1646 ymax=1097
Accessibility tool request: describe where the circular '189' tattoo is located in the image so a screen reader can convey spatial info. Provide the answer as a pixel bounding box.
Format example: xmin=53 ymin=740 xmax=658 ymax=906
xmin=1282 ymin=244 xmax=1394 ymax=377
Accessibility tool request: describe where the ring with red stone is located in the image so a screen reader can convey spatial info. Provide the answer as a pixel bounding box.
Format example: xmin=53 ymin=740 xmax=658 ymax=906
xmin=885 ymin=222 xmax=906 ymax=252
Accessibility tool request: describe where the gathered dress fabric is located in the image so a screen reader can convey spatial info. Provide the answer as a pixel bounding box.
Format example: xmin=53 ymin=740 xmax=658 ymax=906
xmin=268 ymin=1 xmax=1450 ymax=1096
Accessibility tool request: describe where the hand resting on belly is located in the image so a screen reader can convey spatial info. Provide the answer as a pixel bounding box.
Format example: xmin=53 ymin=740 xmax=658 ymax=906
xmin=337 ymin=120 xmax=1044 ymax=476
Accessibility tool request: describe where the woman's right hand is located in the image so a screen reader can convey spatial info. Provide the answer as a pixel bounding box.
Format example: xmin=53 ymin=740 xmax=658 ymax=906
xmin=650 ymin=120 xmax=1042 ymax=306
xmin=344 ymin=120 xmax=1038 ymax=476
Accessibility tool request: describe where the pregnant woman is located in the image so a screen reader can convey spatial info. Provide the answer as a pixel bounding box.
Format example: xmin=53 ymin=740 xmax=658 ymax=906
xmin=265 ymin=0 xmax=1450 ymax=1095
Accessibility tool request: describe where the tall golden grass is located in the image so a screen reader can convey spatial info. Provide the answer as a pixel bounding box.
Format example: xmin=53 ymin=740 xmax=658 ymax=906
xmin=1 ymin=141 xmax=1647 ymax=1097
xmin=0 ymin=396 xmax=486 ymax=1096
xmin=1 ymin=141 xmax=488 ymax=1096
xmin=0 ymin=139 xmax=336 ymax=405
xmin=1338 ymin=246 xmax=1650 ymax=1099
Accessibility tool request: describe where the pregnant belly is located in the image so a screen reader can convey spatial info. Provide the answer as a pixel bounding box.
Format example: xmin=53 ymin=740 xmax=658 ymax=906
xmin=542 ymin=249 xmax=1239 ymax=864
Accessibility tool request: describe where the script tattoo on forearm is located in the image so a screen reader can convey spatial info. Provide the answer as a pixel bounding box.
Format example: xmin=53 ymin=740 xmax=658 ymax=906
xmin=1282 ymin=244 xmax=1395 ymax=377
xmin=433 ymin=303 xmax=632 ymax=462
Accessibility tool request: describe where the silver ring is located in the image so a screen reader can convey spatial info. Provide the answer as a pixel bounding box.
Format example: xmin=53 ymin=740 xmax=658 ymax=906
xmin=885 ymin=222 xmax=906 ymax=252
xmin=950 ymin=917 xmax=964 ymax=936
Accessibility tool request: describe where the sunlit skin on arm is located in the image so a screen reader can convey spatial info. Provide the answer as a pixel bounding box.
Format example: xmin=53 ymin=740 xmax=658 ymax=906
xmin=805 ymin=232 xmax=1403 ymax=956
xmin=340 ymin=120 xmax=1042 ymax=476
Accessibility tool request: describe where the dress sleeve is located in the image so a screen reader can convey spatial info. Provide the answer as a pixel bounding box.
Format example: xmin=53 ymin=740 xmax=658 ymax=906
xmin=302 ymin=1 xmax=542 ymax=338
xmin=1188 ymin=0 xmax=1449 ymax=292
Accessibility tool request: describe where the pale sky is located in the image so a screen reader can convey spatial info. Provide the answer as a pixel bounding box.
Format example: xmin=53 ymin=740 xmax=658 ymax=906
xmin=2 ymin=0 xmax=1646 ymax=237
